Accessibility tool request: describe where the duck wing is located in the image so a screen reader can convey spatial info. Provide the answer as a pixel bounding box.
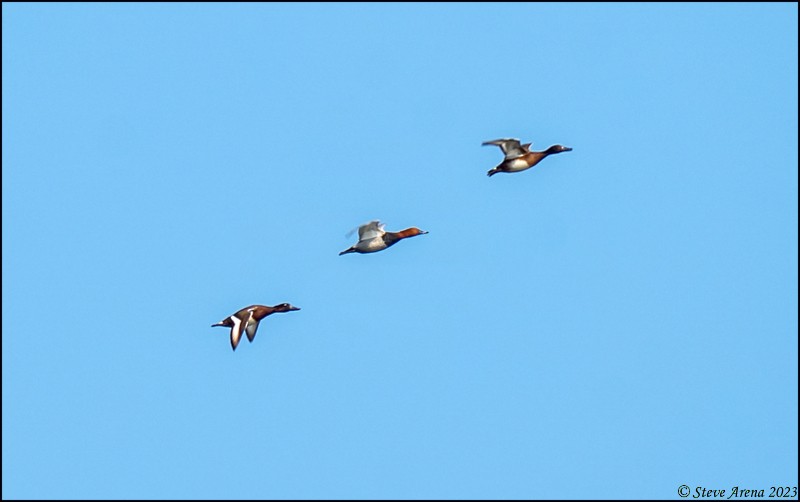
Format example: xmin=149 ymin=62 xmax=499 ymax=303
xmin=357 ymin=220 xmax=386 ymax=242
xmin=482 ymin=138 xmax=527 ymax=159
xmin=245 ymin=314 xmax=260 ymax=343
xmin=229 ymin=314 xmax=247 ymax=351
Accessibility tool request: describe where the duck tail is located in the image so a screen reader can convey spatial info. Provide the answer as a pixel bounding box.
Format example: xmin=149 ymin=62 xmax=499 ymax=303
xmin=487 ymin=168 xmax=499 ymax=177
xmin=339 ymin=247 xmax=356 ymax=256
xmin=211 ymin=321 xmax=225 ymax=327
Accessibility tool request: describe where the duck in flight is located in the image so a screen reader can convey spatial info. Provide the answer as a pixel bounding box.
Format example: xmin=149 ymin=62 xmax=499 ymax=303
xmin=211 ymin=303 xmax=300 ymax=351
xmin=339 ymin=220 xmax=428 ymax=255
xmin=482 ymin=138 xmax=572 ymax=177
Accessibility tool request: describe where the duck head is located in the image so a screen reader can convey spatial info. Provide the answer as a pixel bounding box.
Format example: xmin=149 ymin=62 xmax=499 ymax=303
xmin=398 ymin=227 xmax=429 ymax=238
xmin=546 ymin=145 xmax=573 ymax=154
xmin=274 ymin=303 xmax=301 ymax=312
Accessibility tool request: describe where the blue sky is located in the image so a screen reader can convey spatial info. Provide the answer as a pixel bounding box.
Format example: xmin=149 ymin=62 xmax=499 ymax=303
xmin=3 ymin=3 xmax=797 ymax=499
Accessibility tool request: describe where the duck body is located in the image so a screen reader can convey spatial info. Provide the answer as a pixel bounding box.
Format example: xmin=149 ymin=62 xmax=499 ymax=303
xmin=339 ymin=220 xmax=428 ymax=255
xmin=211 ymin=303 xmax=300 ymax=351
xmin=483 ymin=138 xmax=572 ymax=177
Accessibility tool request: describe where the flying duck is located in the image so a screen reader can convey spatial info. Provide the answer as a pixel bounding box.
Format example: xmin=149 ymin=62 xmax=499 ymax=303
xmin=211 ymin=303 xmax=300 ymax=351
xmin=339 ymin=220 xmax=428 ymax=255
xmin=483 ymin=138 xmax=572 ymax=177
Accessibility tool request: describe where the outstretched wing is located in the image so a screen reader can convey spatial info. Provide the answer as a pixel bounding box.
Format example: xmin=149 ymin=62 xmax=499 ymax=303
xmin=482 ymin=138 xmax=527 ymax=159
xmin=357 ymin=220 xmax=386 ymax=242
xmin=245 ymin=317 xmax=260 ymax=343
xmin=229 ymin=315 xmax=246 ymax=351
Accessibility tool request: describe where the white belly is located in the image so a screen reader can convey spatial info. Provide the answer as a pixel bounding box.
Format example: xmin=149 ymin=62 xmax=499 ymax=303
xmin=355 ymin=238 xmax=388 ymax=253
xmin=506 ymin=158 xmax=532 ymax=172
